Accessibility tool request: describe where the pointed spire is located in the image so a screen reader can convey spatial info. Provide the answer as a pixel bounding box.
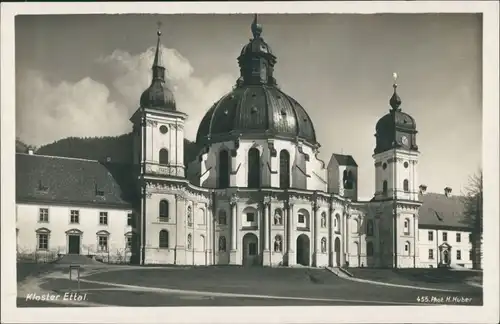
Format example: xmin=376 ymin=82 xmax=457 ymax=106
xmin=390 ymin=72 xmax=402 ymax=111
xmin=251 ymin=14 xmax=263 ymax=39
xmin=152 ymin=21 xmax=165 ymax=81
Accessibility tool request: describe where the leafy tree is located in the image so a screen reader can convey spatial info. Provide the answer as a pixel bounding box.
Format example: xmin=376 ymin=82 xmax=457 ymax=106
xmin=461 ymin=170 xmax=483 ymax=269
xmin=15 ymin=137 xmax=29 ymax=153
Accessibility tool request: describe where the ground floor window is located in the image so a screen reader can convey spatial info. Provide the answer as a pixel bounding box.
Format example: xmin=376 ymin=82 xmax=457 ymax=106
xmin=456 ymin=250 xmax=461 ymax=260
xmin=428 ymin=249 xmax=434 ymax=260
xmin=37 ymin=233 xmax=49 ymax=250
xmin=126 ymin=236 xmax=132 ymax=249
xmin=98 ymin=236 xmax=108 ymax=252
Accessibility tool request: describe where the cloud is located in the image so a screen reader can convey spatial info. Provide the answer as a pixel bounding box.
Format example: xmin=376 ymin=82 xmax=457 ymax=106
xmin=16 ymin=46 xmax=236 ymax=146
xmin=97 ymin=46 xmax=236 ymax=140
xmin=16 ymin=70 xmax=129 ymax=147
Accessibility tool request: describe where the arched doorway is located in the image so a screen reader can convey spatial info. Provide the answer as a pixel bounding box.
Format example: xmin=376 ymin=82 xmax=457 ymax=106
xmin=443 ymin=250 xmax=450 ymax=265
xmin=242 ymin=233 xmax=260 ymax=266
xmin=334 ymin=237 xmax=341 ymax=267
xmin=296 ymin=234 xmax=310 ymax=266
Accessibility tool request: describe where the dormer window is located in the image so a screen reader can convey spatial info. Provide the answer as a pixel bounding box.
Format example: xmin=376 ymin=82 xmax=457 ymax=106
xmin=37 ymin=180 xmax=49 ymax=193
xmin=95 ymin=184 xmax=105 ymax=197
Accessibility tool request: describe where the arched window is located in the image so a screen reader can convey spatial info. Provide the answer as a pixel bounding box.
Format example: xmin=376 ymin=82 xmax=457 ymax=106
xmin=404 ymin=241 xmax=411 ymax=256
xmin=159 ymin=148 xmax=169 ymax=165
xmin=366 ymin=220 xmax=374 ymax=236
xmin=343 ymin=170 xmax=354 ymax=189
xmin=404 ymin=218 xmax=410 ymax=234
xmin=403 ymin=179 xmax=409 ymax=192
xmin=159 ymin=200 xmax=169 ymax=221
xmin=218 ymin=150 xmax=230 ymax=189
xmin=218 ymin=236 xmax=227 ymax=252
xmin=187 ymin=234 xmax=192 ymax=250
xmin=382 ymin=180 xmax=388 ymax=195
xmin=159 ymin=230 xmax=169 ymax=248
xmin=247 ymin=148 xmax=261 ymax=188
xmin=367 ymin=242 xmax=374 ymax=256
xmin=279 ymin=150 xmax=290 ymax=189
xmin=218 ymin=210 xmax=227 ymax=225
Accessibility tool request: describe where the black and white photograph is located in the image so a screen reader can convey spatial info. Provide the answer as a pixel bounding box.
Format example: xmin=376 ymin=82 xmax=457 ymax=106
xmin=1 ymin=1 xmax=499 ymax=323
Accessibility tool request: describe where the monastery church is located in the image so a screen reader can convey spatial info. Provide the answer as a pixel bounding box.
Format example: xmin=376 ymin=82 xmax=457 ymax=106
xmin=16 ymin=16 xmax=475 ymax=269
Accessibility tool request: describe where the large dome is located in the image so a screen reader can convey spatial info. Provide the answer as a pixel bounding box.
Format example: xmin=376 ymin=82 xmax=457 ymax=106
xmin=196 ymin=15 xmax=317 ymax=146
xmin=196 ymin=85 xmax=317 ymax=145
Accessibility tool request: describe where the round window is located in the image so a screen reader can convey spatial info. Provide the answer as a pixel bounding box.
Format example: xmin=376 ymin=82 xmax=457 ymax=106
xmin=160 ymin=125 xmax=168 ymax=134
xmin=382 ymin=163 xmax=387 ymax=170
xmin=404 ymin=162 xmax=409 ymax=168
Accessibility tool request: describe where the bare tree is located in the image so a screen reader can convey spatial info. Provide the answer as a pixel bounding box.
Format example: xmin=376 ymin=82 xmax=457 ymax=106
xmin=461 ymin=170 xmax=482 ymax=269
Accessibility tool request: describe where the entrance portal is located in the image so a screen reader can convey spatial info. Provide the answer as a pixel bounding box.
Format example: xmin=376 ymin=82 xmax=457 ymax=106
xmin=296 ymin=234 xmax=310 ymax=266
xmin=68 ymin=235 xmax=81 ymax=254
xmin=242 ymin=233 xmax=260 ymax=266
xmin=334 ymin=237 xmax=341 ymax=267
xmin=443 ymin=250 xmax=450 ymax=265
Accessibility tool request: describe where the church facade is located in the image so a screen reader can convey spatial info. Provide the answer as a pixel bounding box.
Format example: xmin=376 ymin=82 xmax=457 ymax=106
xmin=15 ymin=16 xmax=476 ymax=269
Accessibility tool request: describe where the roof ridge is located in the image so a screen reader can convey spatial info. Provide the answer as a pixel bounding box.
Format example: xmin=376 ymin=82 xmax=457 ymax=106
xmin=16 ymin=152 xmax=100 ymax=163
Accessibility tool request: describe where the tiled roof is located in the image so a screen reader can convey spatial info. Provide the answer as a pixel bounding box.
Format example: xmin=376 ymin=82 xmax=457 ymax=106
xmin=331 ymin=153 xmax=358 ymax=167
xmin=418 ymin=192 xmax=472 ymax=229
xmin=16 ymin=153 xmax=136 ymax=208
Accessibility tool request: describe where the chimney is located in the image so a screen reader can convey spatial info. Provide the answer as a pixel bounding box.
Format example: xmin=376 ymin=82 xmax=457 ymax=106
xmin=444 ymin=187 xmax=452 ymax=197
xmin=419 ymin=184 xmax=427 ymax=195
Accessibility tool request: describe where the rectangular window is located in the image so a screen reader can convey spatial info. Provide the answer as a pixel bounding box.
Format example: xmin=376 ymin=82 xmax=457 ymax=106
xmin=456 ymin=233 xmax=461 ymax=242
xmin=70 ymin=210 xmax=80 ymax=224
xmin=38 ymin=234 xmax=48 ymax=250
xmin=126 ymin=236 xmax=132 ymax=249
xmin=442 ymin=232 xmax=448 ymax=242
xmin=249 ymin=242 xmax=257 ymax=256
xmin=298 ymin=214 xmax=305 ymax=224
xmin=469 ymin=233 xmax=472 ymax=243
xmin=469 ymin=249 xmax=473 ymax=261
xmin=456 ymin=250 xmax=461 ymax=260
xmin=39 ymin=208 xmax=49 ymax=223
xmin=246 ymin=213 xmax=255 ymax=222
xmin=99 ymin=212 xmax=108 ymax=225
xmin=98 ymin=236 xmax=108 ymax=251
xmin=405 ymin=244 xmax=409 ymax=251
xmin=428 ymin=231 xmax=433 ymax=241
xmin=127 ymin=213 xmax=133 ymax=226
xmin=428 ymin=249 xmax=434 ymax=260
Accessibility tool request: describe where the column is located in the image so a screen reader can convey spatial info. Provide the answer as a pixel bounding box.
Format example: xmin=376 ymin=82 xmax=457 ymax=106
xmin=344 ymin=212 xmax=349 ymax=266
xmin=207 ymin=202 xmax=213 ymax=265
xmin=287 ymin=202 xmax=296 ymax=266
xmin=175 ymin=195 xmax=187 ymax=265
xmin=313 ymin=202 xmax=320 ymax=266
xmin=262 ymin=199 xmax=271 ymax=266
xmin=229 ymin=196 xmax=238 ymax=264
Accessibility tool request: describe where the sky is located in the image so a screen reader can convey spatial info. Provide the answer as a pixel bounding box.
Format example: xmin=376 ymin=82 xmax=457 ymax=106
xmin=15 ymin=13 xmax=482 ymax=200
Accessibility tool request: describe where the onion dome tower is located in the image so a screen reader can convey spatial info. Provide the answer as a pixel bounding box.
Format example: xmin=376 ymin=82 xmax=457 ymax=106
xmin=374 ymin=73 xmax=418 ymax=153
xmin=139 ymin=27 xmax=176 ymax=111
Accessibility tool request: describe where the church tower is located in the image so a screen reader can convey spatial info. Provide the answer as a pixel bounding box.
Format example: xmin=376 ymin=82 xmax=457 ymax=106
xmin=372 ymin=74 xmax=421 ymax=268
xmin=130 ymin=25 xmax=187 ymax=178
xmin=373 ymin=74 xmax=419 ymax=202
